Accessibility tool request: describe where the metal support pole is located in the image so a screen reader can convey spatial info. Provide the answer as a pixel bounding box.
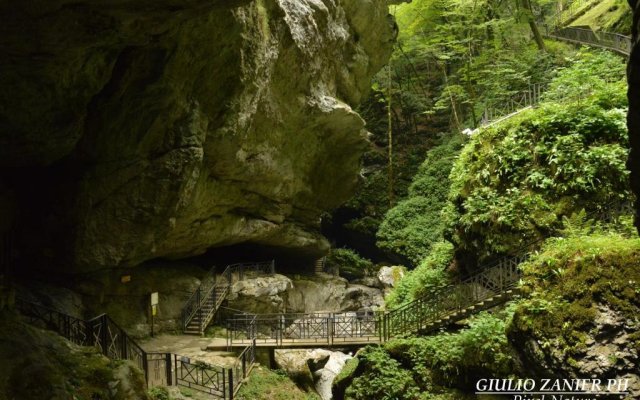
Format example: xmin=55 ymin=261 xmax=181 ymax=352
xmin=228 ymin=369 xmax=234 ymax=400
xmin=166 ymin=353 xmax=173 ymax=386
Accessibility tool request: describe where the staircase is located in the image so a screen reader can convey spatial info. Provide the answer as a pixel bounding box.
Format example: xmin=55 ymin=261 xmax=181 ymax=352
xmin=314 ymin=257 xmax=327 ymax=275
xmin=181 ymin=260 xmax=275 ymax=335
xmin=183 ymin=285 xmax=230 ymax=335
xmin=223 ymin=201 xmax=633 ymax=348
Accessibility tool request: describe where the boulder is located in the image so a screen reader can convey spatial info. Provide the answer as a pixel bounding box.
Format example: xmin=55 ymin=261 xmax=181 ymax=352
xmin=226 ymin=274 xmax=293 ymax=314
xmin=274 ymin=348 xmax=352 ymax=399
xmin=274 ymin=349 xmax=332 ymax=392
xmin=377 ymin=265 xmax=405 ymax=288
xmin=286 ymin=274 xmax=383 ymax=313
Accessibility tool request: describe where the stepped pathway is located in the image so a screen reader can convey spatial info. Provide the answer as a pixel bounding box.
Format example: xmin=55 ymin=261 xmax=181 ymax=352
xmin=15 ymin=297 xmax=258 ymax=400
xmin=475 ymin=3 xmax=631 ymax=131
xmin=217 ymin=202 xmax=631 ymax=350
xmin=181 ymin=260 xmax=275 ymax=335
xmin=218 ymin=254 xmax=523 ymax=350
xmin=314 ymin=256 xmax=327 ymax=275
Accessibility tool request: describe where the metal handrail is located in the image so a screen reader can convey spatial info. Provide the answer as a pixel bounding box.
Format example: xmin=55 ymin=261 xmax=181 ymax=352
xmin=545 ymin=0 xmax=596 ymax=29
xmin=16 ymin=297 xmax=257 ymax=399
xmin=544 ymin=26 xmax=632 ymax=56
xmin=181 ymin=260 xmax=276 ymax=334
xmin=222 ymin=201 xmax=632 ymax=344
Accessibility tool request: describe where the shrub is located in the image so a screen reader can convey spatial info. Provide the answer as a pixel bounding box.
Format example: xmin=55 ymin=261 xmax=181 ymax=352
xmin=345 ymin=346 xmax=420 ymax=400
xmin=377 ymin=134 xmax=466 ymax=264
xmin=385 ymin=241 xmax=454 ymax=308
xmin=326 ymin=248 xmax=375 ymax=280
xmin=386 ymin=308 xmax=517 ymax=389
xmin=445 ymin=50 xmax=629 ymax=266
xmin=148 ymin=387 xmax=170 ymax=400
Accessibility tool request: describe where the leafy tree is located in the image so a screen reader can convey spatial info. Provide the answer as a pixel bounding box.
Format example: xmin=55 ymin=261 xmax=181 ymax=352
xmin=377 ymin=134 xmax=465 ymax=264
xmin=444 ymin=50 xmax=629 ymax=268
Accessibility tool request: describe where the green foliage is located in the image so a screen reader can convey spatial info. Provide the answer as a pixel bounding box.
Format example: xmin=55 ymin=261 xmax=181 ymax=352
xmin=385 ymin=241 xmax=454 ymax=308
xmin=387 ymin=308 xmax=517 ymax=387
xmin=236 ymin=367 xmax=321 ymax=400
xmin=148 ymin=387 xmax=171 ymax=400
xmin=510 ymin=234 xmax=640 ymax=359
xmin=377 ymin=134 xmax=466 ymax=264
xmin=393 ymin=0 xmax=572 ymax=129
xmin=569 ymin=0 xmax=632 ymax=35
xmin=326 ymin=248 xmax=375 ymax=280
xmin=542 ymin=50 xmax=627 ymax=105
xmin=344 ymin=309 xmax=517 ymax=398
xmin=345 ymin=346 xmax=420 ymax=400
xmin=445 ymin=50 xmax=629 ymax=264
xmin=336 ymin=0 xmax=573 ymax=246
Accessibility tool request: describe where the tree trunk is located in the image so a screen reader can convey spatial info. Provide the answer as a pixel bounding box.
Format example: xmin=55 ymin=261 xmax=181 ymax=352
xmin=521 ymin=0 xmax=546 ymax=51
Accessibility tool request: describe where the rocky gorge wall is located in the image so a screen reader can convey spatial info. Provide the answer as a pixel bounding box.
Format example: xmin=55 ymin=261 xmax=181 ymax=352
xmin=629 ymin=0 xmax=640 ymax=227
xmin=0 ymin=0 xmax=400 ymax=274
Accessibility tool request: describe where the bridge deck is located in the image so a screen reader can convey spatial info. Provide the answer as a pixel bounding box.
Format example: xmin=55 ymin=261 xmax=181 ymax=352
xmin=208 ymin=336 xmax=383 ymax=350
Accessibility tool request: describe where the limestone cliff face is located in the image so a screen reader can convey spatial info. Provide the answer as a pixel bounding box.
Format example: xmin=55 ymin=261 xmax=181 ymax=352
xmin=629 ymin=0 xmax=640 ymax=230
xmin=0 ymin=0 xmax=399 ymax=271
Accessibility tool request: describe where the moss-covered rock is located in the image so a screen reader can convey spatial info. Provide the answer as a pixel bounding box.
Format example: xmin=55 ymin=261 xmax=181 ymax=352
xmin=0 ymin=312 xmax=148 ymax=400
xmin=236 ymin=366 xmax=321 ymax=400
xmin=508 ymin=234 xmax=640 ymax=397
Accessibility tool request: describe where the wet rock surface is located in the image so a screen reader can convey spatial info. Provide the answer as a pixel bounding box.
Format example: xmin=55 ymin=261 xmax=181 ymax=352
xmin=274 ymin=348 xmax=352 ymax=399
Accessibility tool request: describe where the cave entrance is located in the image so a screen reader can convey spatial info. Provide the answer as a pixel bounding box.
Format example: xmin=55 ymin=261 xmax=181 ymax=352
xmin=181 ymin=242 xmax=323 ymax=275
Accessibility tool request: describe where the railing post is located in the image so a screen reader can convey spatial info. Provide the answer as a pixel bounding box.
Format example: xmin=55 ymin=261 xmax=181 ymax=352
xmin=198 ymin=288 xmax=203 ymax=334
xmin=100 ymin=315 xmax=109 ymax=356
xmin=122 ymin=330 xmax=128 ymax=360
xmin=174 ymin=355 xmax=178 ymax=389
xmin=242 ymin=350 xmax=247 ymax=378
xmin=228 ymin=369 xmax=234 ymax=400
xmin=143 ymin=351 xmax=149 ymax=387
xmin=165 ymin=353 xmax=173 ymax=386
xmin=328 ymin=314 xmax=333 ymax=347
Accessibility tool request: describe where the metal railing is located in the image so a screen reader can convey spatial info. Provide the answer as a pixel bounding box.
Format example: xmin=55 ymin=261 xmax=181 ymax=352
xmin=226 ymin=310 xmax=383 ymax=348
xmin=222 ymin=201 xmax=632 ymax=345
xmin=16 ymin=299 xmax=148 ymax=377
xmin=545 ymin=0 xmax=596 ymax=29
xmin=544 ymin=26 xmax=632 ymax=56
xmin=479 ymin=83 xmax=546 ymax=128
xmin=16 ymin=298 xmax=257 ymax=399
xmin=382 ymin=254 xmax=524 ymax=339
xmin=181 ymin=260 xmax=276 ymax=334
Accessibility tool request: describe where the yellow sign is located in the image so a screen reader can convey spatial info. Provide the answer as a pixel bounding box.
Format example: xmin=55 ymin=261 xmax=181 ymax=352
xmin=152 ymin=304 xmax=157 ymax=316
